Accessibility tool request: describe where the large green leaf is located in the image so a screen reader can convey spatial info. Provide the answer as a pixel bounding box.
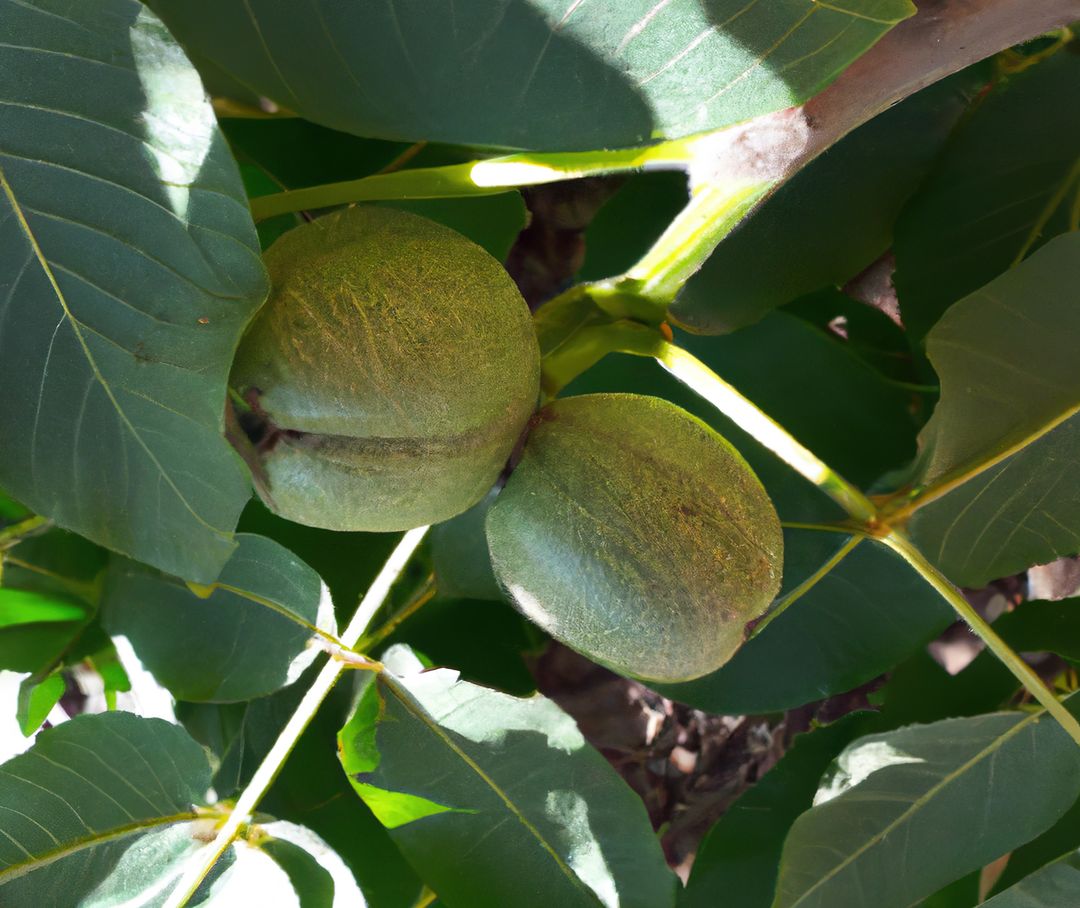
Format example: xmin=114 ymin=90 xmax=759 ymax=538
xmin=670 ymin=65 xmax=985 ymax=334
xmin=0 ymin=712 xmax=211 ymax=900
xmin=982 ymin=851 xmax=1080 ymax=907
xmin=339 ymin=646 xmax=677 ymax=908
xmin=895 ymin=51 xmax=1080 ymax=339
xmin=0 ymin=0 xmax=268 ymax=583
xmin=906 ymin=233 xmax=1080 ymax=585
xmin=772 ymin=704 xmax=1080 ymax=908
xmin=103 ymin=533 xmax=328 ymax=702
xmin=681 ymin=713 xmax=875 ymax=908
xmin=150 ymin=0 xmax=912 ymax=151
xmin=656 ymin=531 xmax=952 ymax=713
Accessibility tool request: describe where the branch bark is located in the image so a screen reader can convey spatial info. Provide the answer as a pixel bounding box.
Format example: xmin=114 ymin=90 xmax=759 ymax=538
xmin=800 ymin=0 xmax=1080 ymax=164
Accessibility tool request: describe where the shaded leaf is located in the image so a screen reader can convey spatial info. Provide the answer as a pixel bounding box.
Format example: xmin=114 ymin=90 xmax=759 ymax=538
xmin=379 ymin=597 xmax=539 ymax=697
xmin=150 ymin=0 xmax=912 ymax=150
xmin=681 ymin=713 xmax=875 ymax=908
xmin=907 ymin=233 xmax=1080 ymax=585
xmin=671 ymin=66 xmax=986 ymax=334
xmin=0 ymin=0 xmax=268 ymax=582
xmin=0 ymin=712 xmax=211 ymax=900
xmin=982 ymin=850 xmax=1080 ymax=907
xmin=431 ymin=490 xmax=503 ymax=603
xmin=339 ymin=646 xmax=677 ymax=908
xmin=104 ymin=533 xmax=327 ymax=702
xmin=237 ymin=500 xmax=399 ymax=617
xmin=772 ymin=704 xmax=1080 ymax=908
xmin=989 ymin=798 xmax=1080 ymax=898
xmin=656 ymin=532 xmax=952 ymax=714
xmin=680 ymin=317 xmax=919 ymax=488
xmin=896 ymin=51 xmax=1080 ymax=338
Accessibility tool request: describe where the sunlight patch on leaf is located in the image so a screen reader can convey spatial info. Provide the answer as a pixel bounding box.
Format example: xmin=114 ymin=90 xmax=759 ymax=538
xmin=130 ymin=8 xmax=215 ymax=222
xmin=813 ymin=740 xmax=924 ymax=806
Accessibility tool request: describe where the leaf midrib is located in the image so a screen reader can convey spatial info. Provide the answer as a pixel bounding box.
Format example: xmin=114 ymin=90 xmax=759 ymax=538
xmin=0 ymin=164 xmax=231 ymax=540
xmin=381 ymin=675 xmax=604 ymax=906
xmin=0 ymin=810 xmax=197 ymax=885
xmin=781 ymin=710 xmax=1043 ymax=907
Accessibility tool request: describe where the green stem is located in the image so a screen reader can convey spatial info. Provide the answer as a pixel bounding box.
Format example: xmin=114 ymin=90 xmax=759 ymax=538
xmin=653 ymin=341 xmax=879 ymax=523
xmin=358 ymin=573 xmax=437 ymax=652
xmin=249 ymin=140 xmax=697 ymax=222
xmin=881 ymin=531 xmax=1080 ymax=748
xmin=613 ymin=180 xmax=773 ymax=310
xmin=163 ymin=526 xmax=430 ymax=908
xmin=0 ymin=515 xmax=51 ymax=550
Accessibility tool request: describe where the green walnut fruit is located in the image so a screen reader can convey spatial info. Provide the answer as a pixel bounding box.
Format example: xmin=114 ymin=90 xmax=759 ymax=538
xmin=486 ymin=394 xmax=783 ymax=683
xmin=231 ymin=206 xmax=540 ymax=531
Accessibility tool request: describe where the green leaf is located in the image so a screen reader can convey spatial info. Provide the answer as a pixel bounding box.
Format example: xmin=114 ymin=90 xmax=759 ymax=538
xmin=772 ymin=704 xmax=1080 ymax=908
xmin=681 ymin=713 xmax=875 ymax=908
xmin=103 ymin=533 xmax=327 ymax=702
xmin=2 ymin=527 xmax=107 ymax=606
xmin=895 ymin=51 xmax=1080 ymax=339
xmin=919 ymin=874 xmax=980 ymax=908
xmin=150 ymin=0 xmax=912 ymax=150
xmin=0 ymin=0 xmax=269 ymax=583
xmin=0 ymin=712 xmax=211 ymax=899
xmin=72 ymin=821 xmax=234 ymax=908
xmin=671 ymin=66 xmax=986 ymax=334
xmin=982 ymin=850 xmax=1080 ymax=907
xmin=237 ymin=499 xmax=399 ymax=616
xmin=991 ymin=598 xmax=1080 ymax=663
xmin=0 ymin=588 xmax=89 ymax=674
xmin=0 ymin=588 xmax=86 ymax=627
xmin=376 ymin=196 xmax=527 ymax=262
xmin=15 ymin=671 xmax=64 ymax=737
xmin=989 ymin=797 xmax=1080 ymax=898
xmin=906 ymin=233 xmax=1080 ymax=585
xmin=656 ymin=532 xmax=952 ymax=714
xmin=431 ymin=489 xmax=504 ymax=603
xmin=339 ymin=645 xmax=677 ymax=908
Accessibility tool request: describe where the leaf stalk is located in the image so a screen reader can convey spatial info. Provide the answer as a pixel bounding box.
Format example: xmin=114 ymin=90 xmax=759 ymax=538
xmin=162 ymin=526 xmax=429 ymax=908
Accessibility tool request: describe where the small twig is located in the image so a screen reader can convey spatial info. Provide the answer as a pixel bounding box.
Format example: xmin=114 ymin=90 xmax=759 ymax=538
xmin=163 ymin=526 xmax=430 ymax=908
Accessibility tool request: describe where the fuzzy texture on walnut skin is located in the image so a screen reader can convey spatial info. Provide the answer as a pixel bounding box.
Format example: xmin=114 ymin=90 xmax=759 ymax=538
xmin=487 ymin=393 xmax=784 ymax=683
xmin=231 ymin=206 xmax=540 ymax=531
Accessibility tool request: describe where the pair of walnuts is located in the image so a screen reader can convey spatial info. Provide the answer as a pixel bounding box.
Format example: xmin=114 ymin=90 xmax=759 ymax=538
xmin=232 ymin=207 xmax=783 ymax=683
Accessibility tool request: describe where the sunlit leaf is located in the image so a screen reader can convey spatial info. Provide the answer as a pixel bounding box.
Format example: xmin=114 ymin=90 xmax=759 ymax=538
xmin=150 ymin=0 xmax=912 ymax=150
xmin=0 ymin=712 xmax=211 ymax=901
xmin=339 ymin=646 xmax=677 ymax=908
xmin=0 ymin=0 xmax=268 ymax=582
xmin=772 ymin=704 xmax=1080 ymax=908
